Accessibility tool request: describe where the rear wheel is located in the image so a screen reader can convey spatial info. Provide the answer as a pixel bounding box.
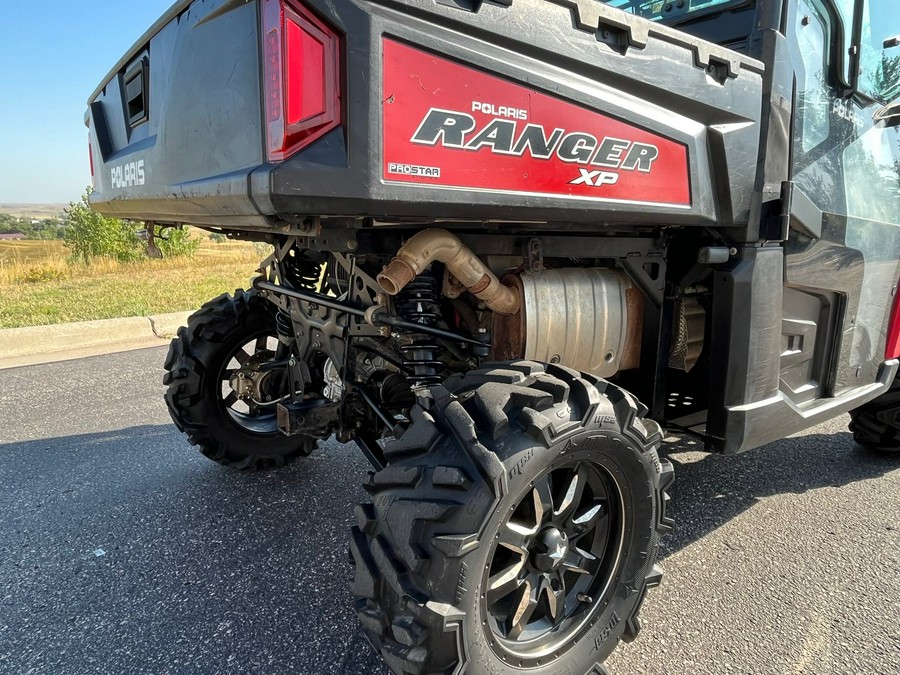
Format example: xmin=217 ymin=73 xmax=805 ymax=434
xmin=849 ymin=375 xmax=900 ymax=453
xmin=164 ymin=289 xmax=316 ymax=469
xmin=351 ymin=361 xmax=673 ymax=674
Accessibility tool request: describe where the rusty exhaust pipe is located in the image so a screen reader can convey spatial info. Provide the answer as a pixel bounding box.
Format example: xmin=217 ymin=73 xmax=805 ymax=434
xmin=377 ymin=228 xmax=520 ymax=315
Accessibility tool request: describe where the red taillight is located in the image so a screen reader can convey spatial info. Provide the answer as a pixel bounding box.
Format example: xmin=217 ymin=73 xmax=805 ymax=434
xmin=886 ymin=285 xmax=900 ymax=360
xmin=262 ymin=0 xmax=340 ymax=162
xmin=88 ymin=135 xmax=95 ymax=187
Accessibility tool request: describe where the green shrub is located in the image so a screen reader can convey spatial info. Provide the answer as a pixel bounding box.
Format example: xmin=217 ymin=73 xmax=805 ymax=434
xmin=156 ymin=227 xmax=200 ymax=258
xmin=64 ymin=191 xmax=143 ymax=263
xmin=64 ymin=190 xmax=200 ymax=262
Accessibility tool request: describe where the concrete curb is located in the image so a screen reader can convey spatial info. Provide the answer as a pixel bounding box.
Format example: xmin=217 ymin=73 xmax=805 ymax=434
xmin=0 ymin=311 xmax=193 ymax=361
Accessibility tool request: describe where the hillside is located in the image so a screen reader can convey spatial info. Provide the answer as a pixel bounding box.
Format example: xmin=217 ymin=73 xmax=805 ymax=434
xmin=0 ymin=203 xmax=68 ymax=220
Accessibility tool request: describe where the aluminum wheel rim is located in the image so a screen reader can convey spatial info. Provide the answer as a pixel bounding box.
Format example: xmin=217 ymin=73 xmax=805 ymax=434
xmin=219 ymin=332 xmax=285 ymax=435
xmin=482 ymin=458 xmax=624 ymax=660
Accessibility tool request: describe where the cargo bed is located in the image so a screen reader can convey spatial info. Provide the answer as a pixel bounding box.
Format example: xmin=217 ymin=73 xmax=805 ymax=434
xmin=86 ymin=0 xmax=765 ymax=231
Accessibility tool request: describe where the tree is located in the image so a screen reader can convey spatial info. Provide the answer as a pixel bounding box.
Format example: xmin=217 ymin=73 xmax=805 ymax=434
xmin=63 ymin=191 xmax=144 ymax=263
xmin=63 ymin=189 xmax=201 ymax=262
xmin=0 ymin=214 xmax=64 ymax=239
xmin=874 ymin=55 xmax=900 ymax=102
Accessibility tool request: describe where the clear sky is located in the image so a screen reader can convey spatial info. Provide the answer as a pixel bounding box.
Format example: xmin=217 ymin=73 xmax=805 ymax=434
xmin=0 ymin=1 xmax=174 ymax=204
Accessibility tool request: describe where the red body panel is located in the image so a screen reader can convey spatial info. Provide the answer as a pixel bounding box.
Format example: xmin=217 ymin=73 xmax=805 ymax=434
xmin=382 ymin=40 xmax=691 ymax=207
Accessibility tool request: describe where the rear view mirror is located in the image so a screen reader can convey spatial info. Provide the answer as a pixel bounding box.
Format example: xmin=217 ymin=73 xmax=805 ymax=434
xmin=885 ymin=36 xmax=900 ymax=49
xmin=874 ymin=102 xmax=900 ymax=128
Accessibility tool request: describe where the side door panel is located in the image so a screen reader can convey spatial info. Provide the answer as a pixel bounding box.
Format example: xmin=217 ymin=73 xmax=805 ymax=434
xmin=784 ymin=0 xmax=900 ymax=401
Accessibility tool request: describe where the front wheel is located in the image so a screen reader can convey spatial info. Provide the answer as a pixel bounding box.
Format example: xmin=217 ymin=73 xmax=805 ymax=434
xmin=351 ymin=361 xmax=673 ymax=674
xmin=163 ymin=289 xmax=316 ymax=470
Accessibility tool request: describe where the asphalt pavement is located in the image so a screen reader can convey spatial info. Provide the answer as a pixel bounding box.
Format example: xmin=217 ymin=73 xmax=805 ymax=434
xmin=0 ymin=347 xmax=898 ymax=675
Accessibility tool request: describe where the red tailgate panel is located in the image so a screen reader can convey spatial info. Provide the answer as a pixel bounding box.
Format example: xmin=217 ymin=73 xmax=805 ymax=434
xmin=382 ymin=39 xmax=691 ymax=207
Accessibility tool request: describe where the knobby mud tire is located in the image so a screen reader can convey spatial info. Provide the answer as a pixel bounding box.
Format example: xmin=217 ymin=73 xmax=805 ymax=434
xmin=163 ymin=289 xmax=315 ymax=470
xmin=849 ymin=375 xmax=900 ymax=453
xmin=351 ymin=361 xmax=673 ymax=674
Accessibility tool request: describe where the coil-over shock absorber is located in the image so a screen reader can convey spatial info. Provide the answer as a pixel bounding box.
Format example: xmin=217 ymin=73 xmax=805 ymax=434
xmin=281 ymin=250 xmax=323 ymax=292
xmin=395 ymin=272 xmax=444 ymax=388
xmin=274 ymin=310 xmax=294 ymax=345
xmin=275 ymin=250 xmax=324 ymax=343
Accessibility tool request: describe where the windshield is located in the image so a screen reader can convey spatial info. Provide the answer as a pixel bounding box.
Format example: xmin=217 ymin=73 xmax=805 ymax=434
xmin=602 ymin=0 xmax=750 ymax=23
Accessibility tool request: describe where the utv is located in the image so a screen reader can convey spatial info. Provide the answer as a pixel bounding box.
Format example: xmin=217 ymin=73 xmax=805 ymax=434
xmin=86 ymin=0 xmax=900 ymax=672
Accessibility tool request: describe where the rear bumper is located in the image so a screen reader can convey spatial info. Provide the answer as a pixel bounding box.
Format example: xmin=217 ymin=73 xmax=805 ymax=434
xmin=89 ymin=168 xmax=270 ymax=229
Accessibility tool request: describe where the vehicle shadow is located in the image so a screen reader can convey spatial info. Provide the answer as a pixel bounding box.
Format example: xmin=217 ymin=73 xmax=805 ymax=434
xmin=658 ymin=428 xmax=899 ymax=559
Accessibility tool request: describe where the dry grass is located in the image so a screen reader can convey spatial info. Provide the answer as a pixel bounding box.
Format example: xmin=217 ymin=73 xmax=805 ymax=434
xmin=0 ymin=203 xmax=67 ymax=220
xmin=0 ymin=238 xmax=268 ymax=329
xmin=0 ymin=239 xmax=67 ymax=271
